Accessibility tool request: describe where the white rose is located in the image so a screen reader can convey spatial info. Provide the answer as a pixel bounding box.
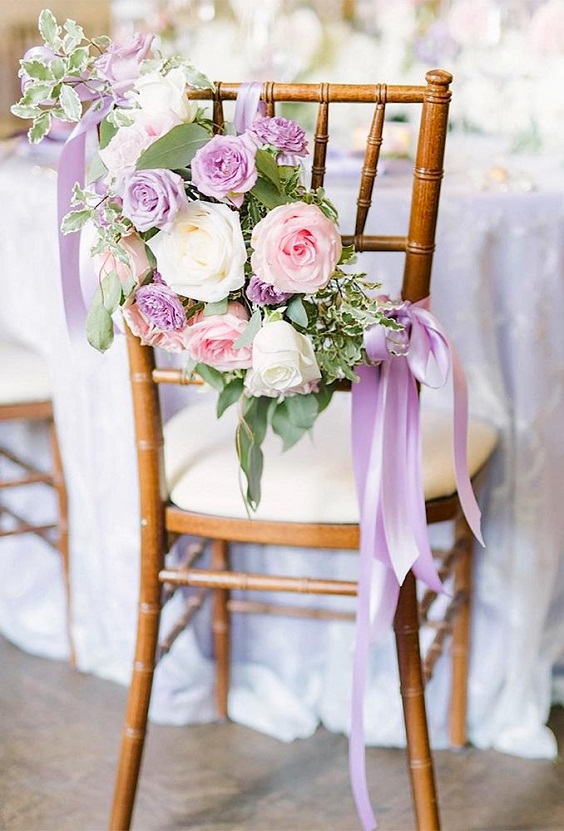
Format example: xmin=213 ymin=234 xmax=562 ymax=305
xmin=148 ymin=201 xmax=246 ymax=303
xmin=244 ymin=320 xmax=321 ymax=398
xmin=133 ymin=67 xmax=197 ymax=123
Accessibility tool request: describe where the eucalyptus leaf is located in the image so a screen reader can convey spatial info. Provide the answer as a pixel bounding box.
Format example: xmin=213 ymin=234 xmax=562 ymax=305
xmin=101 ymin=270 xmax=122 ymax=314
xmin=284 ymin=393 xmax=318 ymax=429
xmin=286 ymin=296 xmax=308 ymax=328
xmin=233 ymin=309 xmax=262 ymax=349
xmin=271 ymin=402 xmax=307 ymax=451
xmin=217 ymin=378 xmax=244 ymax=418
xmin=136 ymin=123 xmax=210 ymax=170
xmin=194 ymin=362 xmax=224 ymax=391
xmin=204 ymin=298 xmax=228 ymax=317
xmin=86 ymin=299 xmax=114 ymax=352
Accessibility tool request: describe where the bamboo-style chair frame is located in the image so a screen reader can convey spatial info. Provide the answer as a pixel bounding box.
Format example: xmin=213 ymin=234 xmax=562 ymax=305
xmin=110 ymin=70 xmax=483 ymax=831
xmin=0 ymin=397 xmax=73 ymax=662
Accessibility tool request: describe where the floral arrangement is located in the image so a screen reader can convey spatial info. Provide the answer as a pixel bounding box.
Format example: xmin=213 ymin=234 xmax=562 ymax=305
xmin=12 ymin=9 xmax=399 ymax=511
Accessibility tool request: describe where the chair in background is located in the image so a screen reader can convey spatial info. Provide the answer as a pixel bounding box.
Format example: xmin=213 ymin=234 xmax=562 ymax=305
xmin=110 ymin=71 xmax=498 ymax=830
xmin=0 ymin=340 xmax=73 ymax=662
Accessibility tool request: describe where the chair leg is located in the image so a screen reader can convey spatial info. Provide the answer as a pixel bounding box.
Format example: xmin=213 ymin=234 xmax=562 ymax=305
xmin=449 ymin=513 xmax=473 ymax=748
xmin=211 ymin=538 xmax=230 ymax=720
xmin=47 ymin=416 xmax=74 ymax=665
xmin=110 ymin=598 xmax=162 ymax=830
xmin=394 ymin=571 xmax=441 ymax=831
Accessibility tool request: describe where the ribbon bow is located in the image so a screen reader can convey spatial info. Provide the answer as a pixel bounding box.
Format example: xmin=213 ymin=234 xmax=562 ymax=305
xmin=349 ymin=296 xmax=483 ymax=831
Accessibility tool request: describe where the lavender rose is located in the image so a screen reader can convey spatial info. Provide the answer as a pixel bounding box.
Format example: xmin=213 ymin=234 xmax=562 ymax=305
xmin=191 ymin=134 xmax=257 ymax=207
xmin=134 ymin=282 xmax=186 ymax=331
xmin=246 ymin=275 xmax=292 ymax=306
xmin=249 ymin=116 xmax=308 ymax=157
xmin=120 ymin=169 xmax=189 ymax=232
xmin=95 ymin=33 xmax=154 ymax=97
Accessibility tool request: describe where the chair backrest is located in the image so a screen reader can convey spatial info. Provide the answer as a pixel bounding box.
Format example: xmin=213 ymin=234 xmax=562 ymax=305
xmin=125 ymin=71 xmax=452 ymax=519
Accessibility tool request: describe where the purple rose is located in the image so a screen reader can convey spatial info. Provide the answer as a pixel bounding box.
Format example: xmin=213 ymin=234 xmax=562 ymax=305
xmin=249 ymin=116 xmax=308 ymax=157
xmin=134 ymin=282 xmax=186 ymax=331
xmin=191 ymin=134 xmax=257 ymax=207
xmin=245 ymin=275 xmax=292 ymax=306
xmin=94 ymin=33 xmax=154 ymax=97
xmin=120 ymin=169 xmax=189 ymax=232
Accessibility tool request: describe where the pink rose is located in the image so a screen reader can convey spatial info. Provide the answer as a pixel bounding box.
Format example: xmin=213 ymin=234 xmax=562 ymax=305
xmin=250 ymin=202 xmax=342 ymax=294
xmin=99 ymin=112 xmax=180 ymax=178
xmin=183 ymin=302 xmax=253 ymax=371
xmin=93 ymin=234 xmax=151 ymax=288
xmin=123 ymin=302 xmax=192 ymax=352
xmin=529 ymin=0 xmax=564 ymax=56
xmin=95 ymin=33 xmax=155 ymax=97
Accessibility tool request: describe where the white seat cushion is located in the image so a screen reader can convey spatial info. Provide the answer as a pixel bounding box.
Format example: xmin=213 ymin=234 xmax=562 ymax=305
xmin=0 ymin=341 xmax=51 ymax=406
xmin=164 ymin=391 xmax=498 ymax=524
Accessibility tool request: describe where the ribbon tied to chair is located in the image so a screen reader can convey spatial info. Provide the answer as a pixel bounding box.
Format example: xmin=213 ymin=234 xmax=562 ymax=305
xmin=349 ymin=295 xmax=483 ymax=830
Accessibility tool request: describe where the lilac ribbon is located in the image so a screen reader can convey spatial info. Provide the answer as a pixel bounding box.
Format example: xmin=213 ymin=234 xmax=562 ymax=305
xmin=349 ymin=296 xmax=483 ymax=830
xmin=233 ymin=81 xmax=264 ymax=134
xmin=57 ymin=97 xmax=112 ymax=339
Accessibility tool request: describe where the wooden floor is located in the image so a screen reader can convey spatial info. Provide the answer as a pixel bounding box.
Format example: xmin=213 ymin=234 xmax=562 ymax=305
xmin=1 ymin=635 xmax=563 ymax=831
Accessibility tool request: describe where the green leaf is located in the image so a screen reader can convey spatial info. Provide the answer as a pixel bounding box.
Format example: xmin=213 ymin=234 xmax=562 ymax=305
xmin=234 ymin=309 xmax=262 ymax=349
xmin=86 ymin=152 xmax=108 ymax=184
xmin=60 ymin=209 xmax=92 ymax=234
xmin=86 ymin=298 xmax=114 ymax=352
xmin=62 ymin=19 xmax=85 ymax=53
xmin=39 ymin=9 xmax=60 ymax=49
xmin=20 ymin=60 xmax=52 ymax=81
xmin=182 ymin=64 xmax=214 ymax=91
xmin=99 ymin=116 xmax=119 ymax=149
xmin=50 ymin=57 xmax=66 ymax=81
xmin=284 ymin=393 xmax=318 ymax=429
xmin=20 ymin=83 xmax=54 ymax=106
xmin=286 ymin=296 xmax=308 ymax=328
xmin=255 ymin=149 xmax=282 ymax=191
xmin=10 ymin=103 xmax=41 ymax=120
xmin=101 ymin=270 xmax=122 ymax=314
xmin=250 ymin=177 xmax=290 ymax=209
xmin=313 ymin=383 xmax=335 ymax=414
xmin=194 ymin=362 xmax=224 ymax=391
xmin=204 ymin=298 xmax=228 ymax=317
xmin=29 ymin=112 xmax=51 ymax=144
xmin=91 ymin=36 xmax=112 ymax=49
xmin=68 ymin=47 xmax=90 ymax=74
xmin=271 ymin=401 xmax=307 ymax=451
xmin=59 ymin=83 xmax=82 ymax=121
xmin=136 ymin=123 xmax=210 ymax=170
xmin=217 ymin=378 xmax=244 ymax=418
xmin=236 ymin=396 xmax=270 ymax=510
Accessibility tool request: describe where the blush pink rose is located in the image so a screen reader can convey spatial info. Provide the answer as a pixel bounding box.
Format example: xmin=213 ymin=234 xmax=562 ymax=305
xmin=123 ymin=302 xmax=193 ymax=352
xmin=529 ymin=0 xmax=564 ymax=55
xmin=250 ymin=202 xmax=342 ymax=294
xmin=93 ymin=234 xmax=151 ymax=287
xmin=183 ymin=302 xmax=253 ymax=371
xmin=99 ymin=112 xmax=181 ymax=178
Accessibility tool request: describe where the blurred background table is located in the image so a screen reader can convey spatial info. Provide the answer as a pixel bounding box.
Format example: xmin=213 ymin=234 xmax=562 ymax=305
xmin=1 ymin=132 xmax=563 ymax=758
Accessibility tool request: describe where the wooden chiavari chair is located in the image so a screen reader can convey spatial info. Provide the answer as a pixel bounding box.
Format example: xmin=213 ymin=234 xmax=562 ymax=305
xmin=0 ymin=340 xmax=73 ymax=662
xmin=110 ymin=71 xmax=498 ymax=830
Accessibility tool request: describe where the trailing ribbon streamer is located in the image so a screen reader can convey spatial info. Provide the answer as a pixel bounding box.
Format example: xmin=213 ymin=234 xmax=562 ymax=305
xmin=349 ymin=296 xmax=483 ymax=830
xmin=57 ymin=97 xmax=112 ymax=340
xmin=233 ymin=81 xmax=264 ymax=134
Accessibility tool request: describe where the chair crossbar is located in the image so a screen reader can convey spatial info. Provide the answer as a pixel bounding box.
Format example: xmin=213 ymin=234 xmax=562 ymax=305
xmin=228 ymin=597 xmax=356 ymax=622
xmin=159 ymin=567 xmax=358 ymax=596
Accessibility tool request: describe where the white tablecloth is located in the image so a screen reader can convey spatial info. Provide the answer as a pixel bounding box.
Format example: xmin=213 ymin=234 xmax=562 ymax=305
xmin=1 ymin=138 xmax=563 ymax=758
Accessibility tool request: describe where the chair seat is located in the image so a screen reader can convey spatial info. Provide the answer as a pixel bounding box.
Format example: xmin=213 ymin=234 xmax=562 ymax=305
xmin=0 ymin=341 xmax=51 ymax=406
xmin=164 ymin=391 xmax=497 ymax=524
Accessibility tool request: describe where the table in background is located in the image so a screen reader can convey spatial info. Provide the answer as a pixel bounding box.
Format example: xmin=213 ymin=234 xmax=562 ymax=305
xmin=0 ymin=138 xmax=563 ymax=758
